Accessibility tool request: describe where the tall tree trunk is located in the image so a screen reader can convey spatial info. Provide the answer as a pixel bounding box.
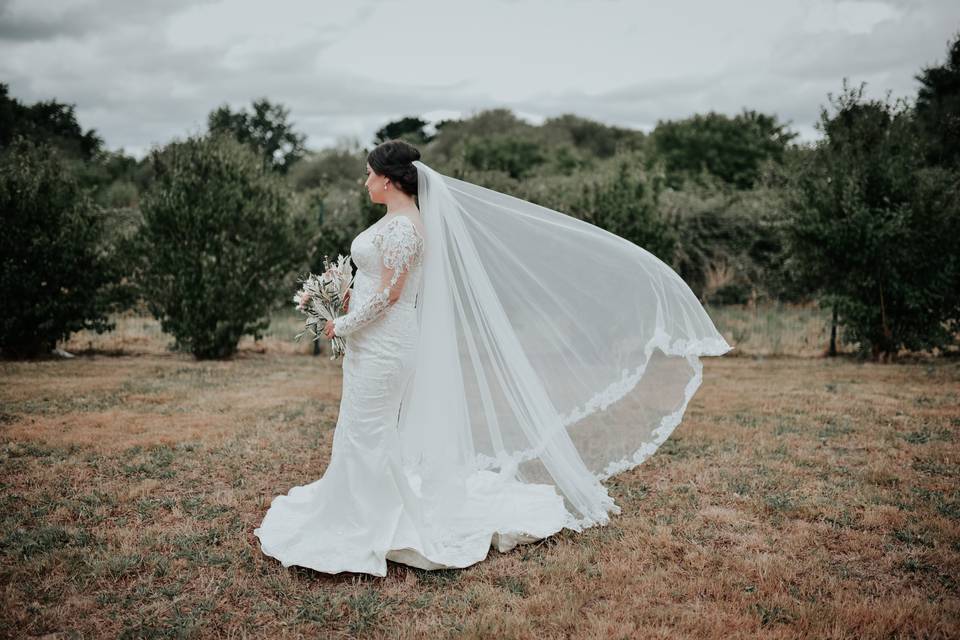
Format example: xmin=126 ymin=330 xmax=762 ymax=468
xmin=879 ymin=281 xmax=894 ymax=363
xmin=828 ymin=304 xmax=838 ymax=357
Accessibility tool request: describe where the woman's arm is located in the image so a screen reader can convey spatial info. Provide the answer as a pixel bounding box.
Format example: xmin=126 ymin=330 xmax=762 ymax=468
xmin=332 ymin=216 xmax=423 ymax=337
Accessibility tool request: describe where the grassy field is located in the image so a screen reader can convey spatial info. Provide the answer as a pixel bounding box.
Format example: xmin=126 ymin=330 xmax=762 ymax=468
xmin=1 ymin=306 xmax=958 ymax=638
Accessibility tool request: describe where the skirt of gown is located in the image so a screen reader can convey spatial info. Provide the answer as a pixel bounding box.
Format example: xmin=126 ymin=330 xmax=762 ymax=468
xmin=253 ymin=300 xmax=574 ymax=577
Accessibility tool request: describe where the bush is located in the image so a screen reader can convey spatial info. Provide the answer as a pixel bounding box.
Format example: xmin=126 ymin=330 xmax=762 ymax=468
xmin=650 ymin=109 xmax=797 ymax=190
xmin=463 ymin=136 xmax=547 ymax=180
xmin=662 ymin=182 xmax=802 ymax=303
xmin=0 ymin=139 xmax=121 ymax=358
xmin=571 ymin=161 xmax=676 ymax=263
xmin=136 ymin=134 xmax=302 ymax=359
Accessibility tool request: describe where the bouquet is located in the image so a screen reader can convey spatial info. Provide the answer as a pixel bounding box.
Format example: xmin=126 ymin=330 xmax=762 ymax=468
xmin=294 ymin=254 xmax=353 ymax=359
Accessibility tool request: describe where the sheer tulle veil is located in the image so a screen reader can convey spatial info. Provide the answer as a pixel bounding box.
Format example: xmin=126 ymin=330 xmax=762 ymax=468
xmin=397 ymin=160 xmax=733 ymax=532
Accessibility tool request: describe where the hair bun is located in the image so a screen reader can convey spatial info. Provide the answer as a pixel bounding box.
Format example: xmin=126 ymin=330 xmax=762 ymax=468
xmin=368 ymin=139 xmax=422 ymax=197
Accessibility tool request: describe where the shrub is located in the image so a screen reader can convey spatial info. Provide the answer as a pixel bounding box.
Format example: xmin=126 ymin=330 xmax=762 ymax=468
xmin=463 ymin=136 xmax=547 ymax=180
xmin=650 ymin=109 xmax=797 ymax=190
xmin=0 ymin=138 xmax=121 ymax=358
xmin=136 ymin=134 xmax=301 ymax=359
xmin=571 ymin=161 xmax=676 ymax=264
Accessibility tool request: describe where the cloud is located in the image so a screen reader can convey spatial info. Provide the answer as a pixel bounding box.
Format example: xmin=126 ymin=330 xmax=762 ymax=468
xmin=1 ymin=0 xmax=957 ymax=155
xmin=519 ymin=0 xmax=957 ymax=141
xmin=0 ymin=0 xmax=206 ymax=42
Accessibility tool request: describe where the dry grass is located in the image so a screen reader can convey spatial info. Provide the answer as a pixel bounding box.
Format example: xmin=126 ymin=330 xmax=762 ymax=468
xmin=1 ymin=313 xmax=958 ymax=639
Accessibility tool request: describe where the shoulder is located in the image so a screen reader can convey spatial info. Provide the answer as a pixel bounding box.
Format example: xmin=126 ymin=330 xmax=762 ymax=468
xmin=373 ymin=215 xmax=424 ymax=267
xmin=381 ymin=214 xmax=418 ymax=233
xmin=374 ymin=215 xmax=424 ymax=248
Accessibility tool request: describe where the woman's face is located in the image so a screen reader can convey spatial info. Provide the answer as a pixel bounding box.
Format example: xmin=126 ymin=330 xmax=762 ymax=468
xmin=365 ymin=162 xmax=387 ymax=204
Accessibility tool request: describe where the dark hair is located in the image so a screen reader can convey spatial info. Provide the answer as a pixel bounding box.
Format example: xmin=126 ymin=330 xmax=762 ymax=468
xmin=367 ymin=139 xmax=421 ymax=197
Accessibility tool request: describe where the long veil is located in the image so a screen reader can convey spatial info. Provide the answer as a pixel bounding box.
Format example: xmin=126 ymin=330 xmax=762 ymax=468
xmin=397 ymin=160 xmax=733 ymax=533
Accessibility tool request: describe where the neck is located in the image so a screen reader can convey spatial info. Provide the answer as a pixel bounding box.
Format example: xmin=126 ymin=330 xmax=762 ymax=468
xmin=386 ymin=203 xmax=417 ymax=215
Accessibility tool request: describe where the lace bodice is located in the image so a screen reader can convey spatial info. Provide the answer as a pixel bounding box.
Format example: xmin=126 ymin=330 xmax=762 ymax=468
xmin=333 ymin=214 xmax=425 ymax=337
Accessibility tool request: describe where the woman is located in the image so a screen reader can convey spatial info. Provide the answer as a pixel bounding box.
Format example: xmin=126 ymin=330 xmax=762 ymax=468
xmin=254 ymin=140 xmax=733 ymax=576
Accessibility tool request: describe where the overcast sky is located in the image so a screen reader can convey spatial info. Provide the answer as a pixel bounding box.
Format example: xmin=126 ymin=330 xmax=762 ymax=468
xmin=1 ymin=0 xmax=957 ymax=158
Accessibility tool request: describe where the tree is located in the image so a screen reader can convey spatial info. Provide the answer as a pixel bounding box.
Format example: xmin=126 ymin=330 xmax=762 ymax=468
xmin=0 ymin=83 xmax=103 ymax=160
xmin=373 ymin=117 xmax=432 ymax=146
xmin=542 ymin=114 xmax=646 ymax=159
xmin=288 ymin=147 xmax=365 ymax=193
xmin=785 ymin=81 xmax=960 ymax=360
xmin=463 ymin=136 xmax=547 ymax=180
xmin=915 ymin=31 xmax=960 ymax=168
xmin=207 ymin=97 xmax=306 ymax=174
xmin=0 ymin=83 xmax=150 ymax=209
xmin=0 ymin=139 xmax=122 ymax=358
xmin=136 ymin=134 xmax=302 ymax=359
xmin=650 ymin=109 xmax=797 ymax=189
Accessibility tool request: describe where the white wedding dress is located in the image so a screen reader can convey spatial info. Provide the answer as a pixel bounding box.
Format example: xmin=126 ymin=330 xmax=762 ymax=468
xmin=254 ymin=212 xmax=576 ymax=576
xmin=255 ymin=160 xmax=733 ymax=577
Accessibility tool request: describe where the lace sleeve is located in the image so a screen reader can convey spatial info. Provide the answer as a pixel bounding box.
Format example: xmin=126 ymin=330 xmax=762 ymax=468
xmin=333 ymin=216 xmax=423 ymax=337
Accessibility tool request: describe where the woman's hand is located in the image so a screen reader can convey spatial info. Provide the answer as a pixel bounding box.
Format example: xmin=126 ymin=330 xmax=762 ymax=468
xmin=342 ymin=288 xmax=351 ymax=312
xmin=323 ymin=319 xmax=336 ymax=339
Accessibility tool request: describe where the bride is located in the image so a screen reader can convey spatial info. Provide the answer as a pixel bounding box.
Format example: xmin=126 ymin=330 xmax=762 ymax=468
xmin=253 ymin=140 xmax=732 ymax=576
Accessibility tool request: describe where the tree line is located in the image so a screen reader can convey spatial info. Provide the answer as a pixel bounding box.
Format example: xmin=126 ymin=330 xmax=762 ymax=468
xmin=1 ymin=34 xmax=958 ymax=361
